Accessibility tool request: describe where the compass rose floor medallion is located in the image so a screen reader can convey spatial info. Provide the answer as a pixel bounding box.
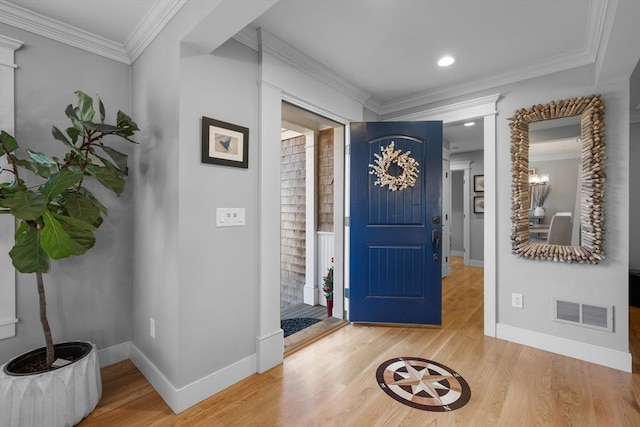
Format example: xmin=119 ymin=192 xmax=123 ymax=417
xmin=376 ymin=357 xmax=471 ymax=412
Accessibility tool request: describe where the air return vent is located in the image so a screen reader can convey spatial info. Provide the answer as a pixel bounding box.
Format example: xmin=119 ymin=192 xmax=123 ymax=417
xmin=552 ymin=298 xmax=613 ymax=332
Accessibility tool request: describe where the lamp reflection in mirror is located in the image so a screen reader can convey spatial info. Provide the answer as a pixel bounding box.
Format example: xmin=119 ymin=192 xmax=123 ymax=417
xmin=509 ymin=95 xmax=605 ymax=263
xmin=529 ymin=174 xmax=549 ymax=184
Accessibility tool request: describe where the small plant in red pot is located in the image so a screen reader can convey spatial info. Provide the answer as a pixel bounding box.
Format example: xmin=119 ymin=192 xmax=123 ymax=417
xmin=322 ymin=257 xmax=334 ymax=317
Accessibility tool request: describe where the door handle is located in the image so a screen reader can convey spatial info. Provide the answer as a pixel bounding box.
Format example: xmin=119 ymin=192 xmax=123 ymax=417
xmin=432 ymin=229 xmax=441 ymax=262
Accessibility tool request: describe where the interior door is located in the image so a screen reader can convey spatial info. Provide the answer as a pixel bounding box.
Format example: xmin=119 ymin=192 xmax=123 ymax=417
xmin=349 ymin=121 xmax=443 ymax=325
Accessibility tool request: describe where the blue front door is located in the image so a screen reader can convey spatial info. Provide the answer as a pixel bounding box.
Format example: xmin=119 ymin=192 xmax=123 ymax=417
xmin=350 ymin=121 xmax=442 ymax=325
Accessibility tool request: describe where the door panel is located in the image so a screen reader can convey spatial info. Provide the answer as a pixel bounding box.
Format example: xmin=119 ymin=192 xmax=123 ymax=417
xmin=350 ymin=121 xmax=442 ymax=325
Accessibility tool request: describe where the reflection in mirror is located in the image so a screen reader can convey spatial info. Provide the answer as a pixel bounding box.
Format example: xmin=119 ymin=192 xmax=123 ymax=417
xmin=529 ymin=116 xmax=581 ymax=245
xmin=510 ymin=95 xmax=605 ymax=263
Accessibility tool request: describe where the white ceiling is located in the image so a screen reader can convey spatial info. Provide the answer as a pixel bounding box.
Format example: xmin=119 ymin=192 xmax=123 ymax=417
xmin=2 ymin=0 xmax=638 ymax=152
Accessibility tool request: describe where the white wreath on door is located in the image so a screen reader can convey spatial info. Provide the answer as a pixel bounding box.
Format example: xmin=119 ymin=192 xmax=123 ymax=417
xmin=368 ymin=141 xmax=420 ymax=191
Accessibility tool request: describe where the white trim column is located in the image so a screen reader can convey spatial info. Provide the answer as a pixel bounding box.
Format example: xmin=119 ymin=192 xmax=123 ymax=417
xmin=304 ymin=131 xmax=318 ymax=305
xmin=482 ymin=113 xmax=497 ymax=337
xmin=256 ymin=81 xmax=283 ymax=373
xmin=0 ymin=35 xmax=23 ymax=340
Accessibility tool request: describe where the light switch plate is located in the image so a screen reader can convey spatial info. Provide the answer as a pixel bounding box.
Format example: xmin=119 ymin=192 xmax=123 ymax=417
xmin=216 ymin=208 xmax=246 ymax=227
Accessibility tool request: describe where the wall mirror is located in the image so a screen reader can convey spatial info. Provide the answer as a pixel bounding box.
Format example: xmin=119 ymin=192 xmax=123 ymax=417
xmin=509 ymin=95 xmax=605 ymax=263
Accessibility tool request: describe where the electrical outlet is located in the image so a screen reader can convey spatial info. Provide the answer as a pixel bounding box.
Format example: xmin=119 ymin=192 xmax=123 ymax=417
xmin=150 ymin=318 xmax=155 ymax=338
xmin=512 ymin=293 xmax=523 ymax=309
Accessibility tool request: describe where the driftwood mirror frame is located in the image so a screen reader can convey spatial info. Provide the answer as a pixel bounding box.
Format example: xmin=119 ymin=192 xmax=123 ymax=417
xmin=509 ymin=95 xmax=605 ymax=263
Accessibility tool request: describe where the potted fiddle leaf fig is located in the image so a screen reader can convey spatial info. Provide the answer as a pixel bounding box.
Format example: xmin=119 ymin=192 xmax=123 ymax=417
xmin=0 ymin=91 xmax=139 ymax=427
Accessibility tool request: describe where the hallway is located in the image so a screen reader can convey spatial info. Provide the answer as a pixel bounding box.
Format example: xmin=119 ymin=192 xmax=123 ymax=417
xmin=80 ymin=258 xmax=640 ymax=425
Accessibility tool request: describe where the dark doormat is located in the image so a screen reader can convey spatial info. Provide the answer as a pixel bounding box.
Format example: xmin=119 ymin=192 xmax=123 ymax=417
xmin=281 ymin=318 xmax=321 ymax=337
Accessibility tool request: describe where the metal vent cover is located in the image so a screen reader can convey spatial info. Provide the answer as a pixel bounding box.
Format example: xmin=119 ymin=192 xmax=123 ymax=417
xmin=553 ymin=298 xmax=613 ymax=332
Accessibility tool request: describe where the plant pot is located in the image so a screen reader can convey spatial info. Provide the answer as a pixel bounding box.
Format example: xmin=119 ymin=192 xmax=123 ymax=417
xmin=534 ymin=206 xmax=545 ymax=217
xmin=0 ymin=341 xmax=102 ymax=427
xmin=327 ymin=299 xmax=334 ymax=317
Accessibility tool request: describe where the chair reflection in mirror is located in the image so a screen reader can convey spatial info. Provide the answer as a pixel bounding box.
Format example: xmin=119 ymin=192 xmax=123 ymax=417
xmin=546 ymin=213 xmax=572 ymax=246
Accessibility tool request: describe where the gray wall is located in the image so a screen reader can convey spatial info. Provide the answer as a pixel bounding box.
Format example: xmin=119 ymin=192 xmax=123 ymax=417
xmin=450 ymin=170 xmax=464 ymax=253
xmin=630 ymin=58 xmax=640 ymax=271
xmin=496 ymin=65 xmax=630 ymax=352
xmin=131 ymin=0 xmax=261 ymax=388
xmin=0 ymin=26 xmax=133 ymax=363
xmin=631 ymin=120 xmax=640 ymax=271
xmin=451 ymin=150 xmax=484 ymax=262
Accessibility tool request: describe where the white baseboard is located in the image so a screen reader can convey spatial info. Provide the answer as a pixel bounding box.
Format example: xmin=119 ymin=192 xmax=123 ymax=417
xmin=97 ymin=341 xmax=131 ymax=368
xmin=469 ymin=259 xmax=484 ymax=268
xmin=496 ymin=323 xmax=632 ymax=373
xmin=451 ymin=250 xmax=464 ymax=257
xmin=256 ymin=329 xmax=284 ymax=373
xmin=129 ymin=342 xmax=257 ymax=414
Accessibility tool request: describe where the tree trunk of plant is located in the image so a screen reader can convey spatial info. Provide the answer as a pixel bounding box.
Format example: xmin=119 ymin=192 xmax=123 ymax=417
xmin=36 ymin=271 xmax=54 ymax=368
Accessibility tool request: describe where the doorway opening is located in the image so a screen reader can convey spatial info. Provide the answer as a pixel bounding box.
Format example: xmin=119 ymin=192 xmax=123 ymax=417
xmin=280 ymin=102 xmax=346 ymax=354
xmin=444 ymin=119 xmax=485 ymax=269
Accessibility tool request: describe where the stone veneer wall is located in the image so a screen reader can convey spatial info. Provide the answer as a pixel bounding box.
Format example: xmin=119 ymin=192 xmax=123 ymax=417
xmin=318 ymin=128 xmax=334 ymax=232
xmin=280 ymin=135 xmax=306 ymax=310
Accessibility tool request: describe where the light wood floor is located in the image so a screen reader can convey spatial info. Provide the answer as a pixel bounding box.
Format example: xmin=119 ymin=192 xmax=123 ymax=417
xmin=79 ymin=257 xmax=640 ymax=426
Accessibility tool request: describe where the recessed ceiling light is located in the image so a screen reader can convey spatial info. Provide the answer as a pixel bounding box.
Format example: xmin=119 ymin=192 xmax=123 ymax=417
xmin=437 ymin=55 xmax=456 ymax=67
xmin=464 ymin=121 xmax=475 ymax=127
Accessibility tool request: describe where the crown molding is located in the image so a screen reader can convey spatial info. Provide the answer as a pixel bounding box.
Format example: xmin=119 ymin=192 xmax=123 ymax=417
xmin=125 ymin=0 xmax=188 ymax=63
xmin=388 ymin=94 xmax=501 ymax=122
xmin=585 ymin=0 xmax=608 ymax=62
xmin=0 ymin=0 xmax=186 ymax=65
xmin=368 ymin=0 xmax=609 ymax=116
xmin=0 ymin=0 xmax=129 ymax=63
xmin=0 ymin=34 xmax=22 ymax=69
xmin=258 ymin=28 xmax=372 ymax=106
xmin=233 ymin=26 xmax=259 ymax=51
xmin=0 ymin=34 xmax=23 ymax=51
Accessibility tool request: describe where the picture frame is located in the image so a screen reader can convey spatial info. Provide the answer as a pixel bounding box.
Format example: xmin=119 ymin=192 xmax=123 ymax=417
xmin=473 ymin=174 xmax=484 ymax=192
xmin=474 ymin=196 xmax=485 ymax=214
xmin=201 ymin=116 xmax=249 ymax=168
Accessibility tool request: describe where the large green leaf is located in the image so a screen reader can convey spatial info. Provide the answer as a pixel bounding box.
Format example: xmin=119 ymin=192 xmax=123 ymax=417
xmin=42 ymin=168 xmax=83 ymax=200
xmin=65 ymin=104 xmax=84 ymax=134
xmin=97 ymin=95 xmax=106 ymax=123
xmin=53 ymin=213 xmax=96 ymax=255
xmin=14 ymin=158 xmax=55 ymax=178
xmin=0 ymin=131 xmax=18 ymax=155
xmin=0 ymin=190 xmax=47 ymax=220
xmin=9 ymin=226 xmax=50 ymax=273
xmin=86 ymin=164 xmax=125 ymax=195
xmin=83 ymin=122 xmax=121 ymax=134
xmin=52 ymin=126 xmax=85 ymax=157
xmin=53 ymin=212 xmax=95 ymax=231
xmin=116 ymin=111 xmax=139 ymax=141
xmin=41 ymin=209 xmax=75 ymax=259
xmin=77 ymin=187 xmax=108 ymax=214
xmin=64 ymin=193 xmax=101 ymax=225
xmin=24 ymin=150 xmax=59 ymax=178
xmin=65 ymin=126 xmax=81 ymax=144
xmin=100 ymin=146 xmax=128 ymax=174
xmin=27 ymin=150 xmax=58 ymax=168
xmin=75 ymin=91 xmax=95 ymax=122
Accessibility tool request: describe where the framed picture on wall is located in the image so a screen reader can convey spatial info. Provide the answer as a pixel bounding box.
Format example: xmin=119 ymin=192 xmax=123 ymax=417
xmin=201 ymin=116 xmax=249 ymax=168
xmin=473 ymin=174 xmax=484 ymax=192
xmin=474 ymin=196 xmax=485 ymax=214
